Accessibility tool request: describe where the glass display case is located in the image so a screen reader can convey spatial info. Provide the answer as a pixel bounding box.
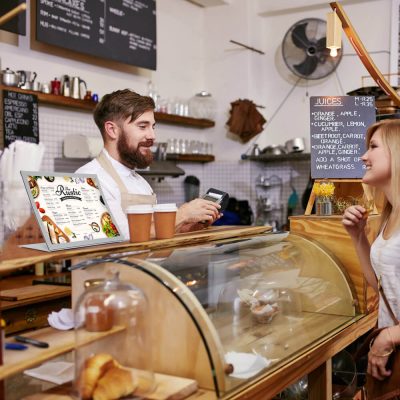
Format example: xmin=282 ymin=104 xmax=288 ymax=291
xmin=71 ymin=231 xmax=360 ymax=398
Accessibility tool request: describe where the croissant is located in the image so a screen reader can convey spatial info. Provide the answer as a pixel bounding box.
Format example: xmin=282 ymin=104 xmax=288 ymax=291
xmin=78 ymin=353 xmax=117 ymax=399
xmin=92 ymin=366 xmax=136 ymax=400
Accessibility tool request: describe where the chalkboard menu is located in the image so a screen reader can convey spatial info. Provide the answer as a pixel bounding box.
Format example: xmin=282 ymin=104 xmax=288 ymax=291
xmin=310 ymin=96 xmax=376 ymax=179
xmin=0 ymin=0 xmax=26 ymax=35
xmin=2 ymin=90 xmax=39 ymax=147
xmin=36 ymin=0 xmax=156 ymax=70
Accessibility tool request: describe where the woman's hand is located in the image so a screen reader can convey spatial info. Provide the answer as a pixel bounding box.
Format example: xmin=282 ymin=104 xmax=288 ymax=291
xmin=367 ymin=329 xmax=393 ymax=380
xmin=175 ymin=199 xmax=221 ymax=232
xmin=342 ymin=205 xmax=367 ymax=240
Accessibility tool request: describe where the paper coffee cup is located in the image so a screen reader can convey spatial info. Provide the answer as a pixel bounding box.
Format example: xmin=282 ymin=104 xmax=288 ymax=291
xmin=126 ymin=205 xmax=153 ymax=243
xmin=153 ymin=203 xmax=177 ymax=240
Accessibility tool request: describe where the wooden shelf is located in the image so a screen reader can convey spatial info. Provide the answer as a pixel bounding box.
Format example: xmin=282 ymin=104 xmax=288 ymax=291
xmin=1 ymin=325 xmax=124 ymax=380
xmin=0 ymin=84 xmax=96 ymax=111
xmin=0 ymin=85 xmax=216 ymax=128
xmin=244 ymin=153 xmax=311 ymax=162
xmin=166 ymin=154 xmax=215 ymax=162
xmin=154 ymin=112 xmax=215 ymax=128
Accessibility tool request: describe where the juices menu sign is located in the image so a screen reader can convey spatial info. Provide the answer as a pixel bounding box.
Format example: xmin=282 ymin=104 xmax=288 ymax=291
xmin=22 ymin=173 xmax=122 ymax=250
xmin=310 ymin=96 xmax=376 ymax=179
xmin=36 ymin=0 xmax=157 ymax=70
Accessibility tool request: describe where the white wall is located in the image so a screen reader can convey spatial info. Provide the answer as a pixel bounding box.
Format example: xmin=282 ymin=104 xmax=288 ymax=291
xmin=254 ymin=0 xmax=392 ymax=152
xmin=0 ymin=0 xmax=394 ymax=162
xmin=201 ymin=0 xmax=392 ymax=158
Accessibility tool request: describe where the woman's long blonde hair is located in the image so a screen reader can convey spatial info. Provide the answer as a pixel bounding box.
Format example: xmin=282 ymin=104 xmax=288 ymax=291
xmin=365 ymin=119 xmax=400 ymax=230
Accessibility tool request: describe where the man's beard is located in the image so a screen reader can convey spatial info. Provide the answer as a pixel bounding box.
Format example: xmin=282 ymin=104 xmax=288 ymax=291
xmin=117 ymin=131 xmax=154 ymax=169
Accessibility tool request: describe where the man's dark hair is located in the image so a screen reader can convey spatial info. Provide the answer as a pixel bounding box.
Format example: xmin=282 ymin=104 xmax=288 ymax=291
xmin=94 ymin=89 xmax=155 ymax=139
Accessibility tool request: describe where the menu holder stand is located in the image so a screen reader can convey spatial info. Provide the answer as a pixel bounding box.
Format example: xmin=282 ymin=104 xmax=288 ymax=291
xmin=304 ymin=178 xmax=379 ymax=216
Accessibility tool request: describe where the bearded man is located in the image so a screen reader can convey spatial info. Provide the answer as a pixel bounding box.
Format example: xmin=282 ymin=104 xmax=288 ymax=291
xmin=76 ymin=89 xmax=220 ymax=239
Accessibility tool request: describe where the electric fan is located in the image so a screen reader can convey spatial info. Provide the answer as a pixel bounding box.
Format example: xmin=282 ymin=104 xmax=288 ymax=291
xmin=282 ymin=18 xmax=342 ymax=80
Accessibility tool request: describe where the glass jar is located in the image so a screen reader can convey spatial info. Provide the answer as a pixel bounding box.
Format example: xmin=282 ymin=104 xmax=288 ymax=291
xmin=74 ymin=271 xmax=155 ymax=399
xmin=189 ymin=91 xmax=216 ymax=120
xmin=316 ymin=196 xmax=333 ymax=216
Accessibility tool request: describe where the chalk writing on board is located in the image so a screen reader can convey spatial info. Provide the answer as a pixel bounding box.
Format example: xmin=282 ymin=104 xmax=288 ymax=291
xmin=310 ymin=96 xmax=376 ymax=179
xmin=2 ymin=90 xmax=39 ymax=147
xmin=36 ymin=0 xmax=157 ymax=70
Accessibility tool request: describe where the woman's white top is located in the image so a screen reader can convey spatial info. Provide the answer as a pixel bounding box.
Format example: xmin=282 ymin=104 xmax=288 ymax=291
xmin=370 ymin=225 xmax=400 ymax=328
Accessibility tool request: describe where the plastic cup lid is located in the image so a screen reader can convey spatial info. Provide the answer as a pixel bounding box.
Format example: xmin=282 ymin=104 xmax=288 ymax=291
xmin=126 ymin=204 xmax=154 ymax=214
xmin=153 ymin=203 xmax=177 ymax=212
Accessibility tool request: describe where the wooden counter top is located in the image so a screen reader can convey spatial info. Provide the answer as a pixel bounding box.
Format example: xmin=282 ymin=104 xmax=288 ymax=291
xmin=0 ymin=226 xmax=271 ymax=272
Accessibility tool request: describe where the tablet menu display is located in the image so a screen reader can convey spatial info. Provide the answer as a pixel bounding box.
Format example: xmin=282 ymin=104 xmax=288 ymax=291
xmin=21 ymin=173 xmax=122 ymax=249
xmin=36 ymin=0 xmax=157 ymax=70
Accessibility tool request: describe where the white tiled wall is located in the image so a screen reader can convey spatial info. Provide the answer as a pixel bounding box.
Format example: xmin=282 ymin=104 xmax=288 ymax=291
xmin=150 ymin=159 xmax=254 ymax=206
xmin=249 ymin=160 xmax=310 ymax=228
xmin=39 ymin=107 xmax=100 ymax=171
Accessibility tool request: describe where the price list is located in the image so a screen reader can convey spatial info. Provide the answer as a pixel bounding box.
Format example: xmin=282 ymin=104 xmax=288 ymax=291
xmin=310 ymin=96 xmax=376 ymax=179
xmin=2 ymin=90 xmax=39 ymax=147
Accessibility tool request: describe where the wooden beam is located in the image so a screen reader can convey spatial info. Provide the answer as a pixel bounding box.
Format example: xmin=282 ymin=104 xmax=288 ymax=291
xmin=0 ymin=3 xmax=26 ymax=27
xmin=330 ymin=2 xmax=400 ymax=106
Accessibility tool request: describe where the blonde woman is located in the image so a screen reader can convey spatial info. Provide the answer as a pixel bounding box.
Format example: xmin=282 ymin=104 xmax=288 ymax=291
xmin=342 ymin=119 xmax=400 ymax=381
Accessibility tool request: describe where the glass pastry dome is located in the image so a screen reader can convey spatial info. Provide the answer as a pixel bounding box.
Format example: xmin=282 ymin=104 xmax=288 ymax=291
xmin=73 ymin=271 xmax=155 ymax=400
xmin=71 ymin=232 xmax=359 ymax=398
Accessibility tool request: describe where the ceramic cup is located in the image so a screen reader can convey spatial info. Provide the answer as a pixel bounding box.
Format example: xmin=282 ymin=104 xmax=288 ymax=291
xmin=153 ymin=203 xmax=177 ymax=240
xmin=41 ymin=83 xmax=51 ymax=94
xmin=126 ymin=204 xmax=153 ymax=242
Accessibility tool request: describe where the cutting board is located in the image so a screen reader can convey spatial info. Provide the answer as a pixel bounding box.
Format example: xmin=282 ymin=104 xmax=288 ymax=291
xmin=22 ymin=372 xmax=198 ymax=400
xmin=148 ymin=373 xmax=197 ymax=400
xmin=0 ymin=284 xmax=71 ymax=301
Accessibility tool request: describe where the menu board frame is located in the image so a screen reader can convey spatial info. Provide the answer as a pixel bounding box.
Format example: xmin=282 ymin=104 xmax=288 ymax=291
xmin=30 ymin=0 xmax=156 ymax=74
xmin=21 ymin=171 xmax=125 ymax=252
xmin=1 ymin=89 xmax=39 ymax=148
xmin=310 ymin=95 xmax=376 ymax=179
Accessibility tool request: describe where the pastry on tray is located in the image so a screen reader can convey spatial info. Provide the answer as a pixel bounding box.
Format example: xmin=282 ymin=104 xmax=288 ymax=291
xmin=93 ymin=366 xmax=136 ymax=400
xmin=250 ymin=302 xmax=279 ymax=324
xmin=78 ymin=353 xmax=151 ymax=400
xmin=78 ymin=353 xmax=118 ymax=399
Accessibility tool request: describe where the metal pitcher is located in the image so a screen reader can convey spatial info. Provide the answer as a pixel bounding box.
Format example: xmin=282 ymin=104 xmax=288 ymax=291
xmin=60 ymin=75 xmax=70 ymax=96
xmin=70 ymin=76 xmax=87 ymax=99
xmin=17 ymin=70 xmax=37 ymax=90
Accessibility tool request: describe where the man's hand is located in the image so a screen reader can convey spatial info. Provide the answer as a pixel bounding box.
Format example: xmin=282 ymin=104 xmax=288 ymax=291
xmin=176 ymin=198 xmax=221 ymax=232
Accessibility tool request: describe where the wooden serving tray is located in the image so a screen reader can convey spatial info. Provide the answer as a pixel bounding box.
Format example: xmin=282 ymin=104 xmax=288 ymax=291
xmin=22 ymin=372 xmax=198 ymax=400
xmin=0 ymin=284 xmax=70 ymax=301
